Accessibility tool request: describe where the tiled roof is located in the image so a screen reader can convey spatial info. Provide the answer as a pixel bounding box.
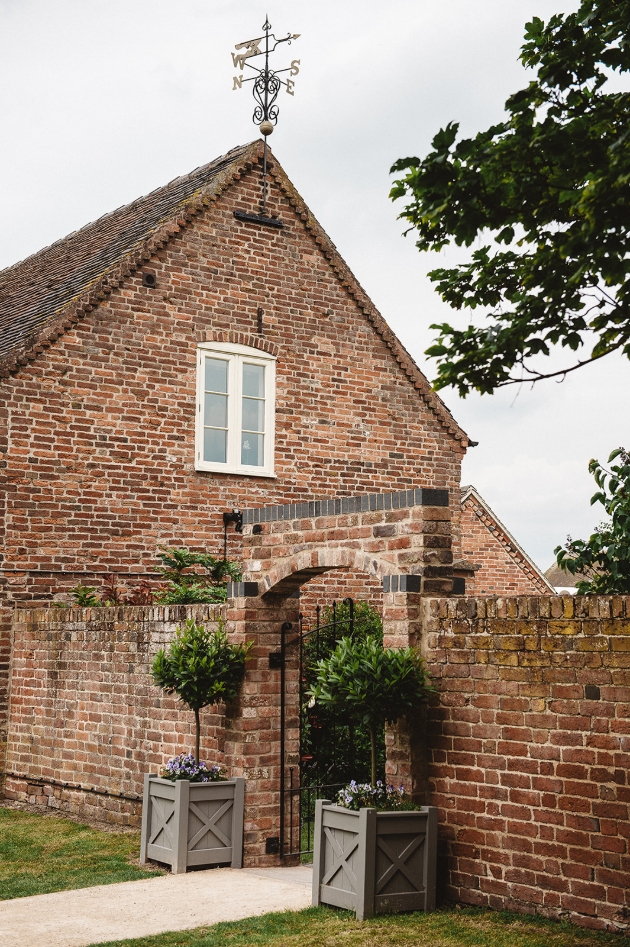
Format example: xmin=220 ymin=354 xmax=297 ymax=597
xmin=0 ymin=139 xmax=470 ymax=446
xmin=0 ymin=143 xmax=251 ymax=366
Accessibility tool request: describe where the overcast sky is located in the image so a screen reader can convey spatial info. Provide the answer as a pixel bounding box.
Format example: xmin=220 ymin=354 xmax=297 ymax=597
xmin=1 ymin=0 xmax=628 ymax=572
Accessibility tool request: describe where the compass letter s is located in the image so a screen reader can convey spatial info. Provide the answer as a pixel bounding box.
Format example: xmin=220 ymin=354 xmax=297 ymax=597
xmin=290 ymin=59 xmax=300 ymax=75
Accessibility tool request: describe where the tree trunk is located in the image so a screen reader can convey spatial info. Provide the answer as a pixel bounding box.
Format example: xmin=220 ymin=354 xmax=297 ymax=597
xmin=369 ymin=723 xmax=377 ymax=787
xmin=194 ymin=707 xmax=201 ymax=763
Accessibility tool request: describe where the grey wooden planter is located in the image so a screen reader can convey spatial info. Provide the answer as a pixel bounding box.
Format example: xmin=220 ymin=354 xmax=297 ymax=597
xmin=140 ymin=775 xmax=245 ymax=874
xmin=312 ymin=800 xmax=437 ymax=920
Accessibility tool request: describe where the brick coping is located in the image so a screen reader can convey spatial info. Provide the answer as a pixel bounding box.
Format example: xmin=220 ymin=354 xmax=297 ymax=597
xmin=241 ymin=487 xmax=449 ymax=526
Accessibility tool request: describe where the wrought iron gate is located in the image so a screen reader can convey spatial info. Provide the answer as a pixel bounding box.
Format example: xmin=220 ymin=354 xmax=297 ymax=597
xmin=280 ymin=598 xmax=357 ymax=858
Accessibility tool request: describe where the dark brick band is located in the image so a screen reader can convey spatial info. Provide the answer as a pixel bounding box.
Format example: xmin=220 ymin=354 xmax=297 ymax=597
xmin=242 ymin=487 xmax=448 ymax=527
xmin=227 ymin=581 xmax=260 ymax=598
xmin=382 ymin=575 xmax=422 ymax=593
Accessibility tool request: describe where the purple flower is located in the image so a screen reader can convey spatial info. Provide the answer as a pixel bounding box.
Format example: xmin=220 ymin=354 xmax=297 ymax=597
xmin=160 ymin=753 xmax=227 ymax=783
xmin=335 ymin=781 xmax=418 ymax=812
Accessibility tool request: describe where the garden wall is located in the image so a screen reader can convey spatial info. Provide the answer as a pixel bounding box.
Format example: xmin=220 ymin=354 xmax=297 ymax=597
xmin=3 ymin=604 xmax=226 ymax=824
xmin=419 ymin=595 xmax=630 ymax=933
xmin=4 ymin=594 xmax=630 ymax=932
xmin=0 ymin=607 xmax=12 ymax=793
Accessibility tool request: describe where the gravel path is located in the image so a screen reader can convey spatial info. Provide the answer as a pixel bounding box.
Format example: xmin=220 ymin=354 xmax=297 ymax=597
xmin=0 ymin=866 xmax=313 ymax=947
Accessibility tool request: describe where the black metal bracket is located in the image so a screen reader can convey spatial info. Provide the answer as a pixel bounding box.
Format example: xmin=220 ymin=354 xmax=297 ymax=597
xmin=222 ymin=509 xmax=243 ymax=561
xmin=234 ymin=210 xmax=284 ymax=228
xmin=269 ymin=651 xmax=283 ymax=669
xmin=223 ymin=509 xmax=243 ymax=532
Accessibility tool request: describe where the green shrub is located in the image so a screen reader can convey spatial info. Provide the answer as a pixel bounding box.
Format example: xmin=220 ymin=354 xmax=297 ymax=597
xmin=308 ymin=635 xmax=433 ymax=785
xmin=151 ymin=619 xmax=251 ymax=761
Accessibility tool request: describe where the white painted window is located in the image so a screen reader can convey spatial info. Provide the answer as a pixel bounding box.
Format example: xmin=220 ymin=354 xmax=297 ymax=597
xmin=195 ymin=342 xmax=276 ymax=476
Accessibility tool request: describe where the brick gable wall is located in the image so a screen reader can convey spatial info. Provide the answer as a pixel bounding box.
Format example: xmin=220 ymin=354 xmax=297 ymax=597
xmin=460 ymin=493 xmax=550 ymax=596
xmin=0 ymin=162 xmax=464 ymax=606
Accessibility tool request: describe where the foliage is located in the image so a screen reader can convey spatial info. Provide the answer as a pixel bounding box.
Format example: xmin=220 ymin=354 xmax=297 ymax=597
xmin=63 ymin=547 xmax=242 ymax=608
xmin=390 ymin=0 xmax=630 ymax=395
xmin=69 ymin=575 xmax=154 ymax=607
xmin=124 ymin=581 xmax=155 ymax=606
xmin=151 ymin=619 xmax=251 ymax=761
xmin=70 ymin=583 xmax=101 ymax=607
xmin=154 ymin=547 xmax=242 ymax=605
xmin=335 ymin=780 xmax=418 ymax=812
xmin=307 ymin=635 xmax=433 ymax=785
xmin=301 ymin=602 xmax=385 ymax=786
xmin=555 ymin=447 xmax=630 ymax=593
xmin=69 ymin=904 xmax=629 ymax=947
xmin=160 ymin=753 xmax=226 ymax=783
xmin=155 ymin=580 xmax=229 ymax=605
xmin=0 ymin=807 xmax=162 ymax=900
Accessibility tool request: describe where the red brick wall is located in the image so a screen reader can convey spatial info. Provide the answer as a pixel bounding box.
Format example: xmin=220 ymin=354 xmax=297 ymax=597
xmin=299 ymin=568 xmax=383 ymax=624
xmin=4 ymin=604 xmax=226 ymax=824
xmin=0 ymin=158 xmax=464 ymax=607
xmin=422 ymin=595 xmax=630 ymax=933
xmin=0 ymin=607 xmax=12 ymax=792
xmin=460 ymin=497 xmax=550 ymax=596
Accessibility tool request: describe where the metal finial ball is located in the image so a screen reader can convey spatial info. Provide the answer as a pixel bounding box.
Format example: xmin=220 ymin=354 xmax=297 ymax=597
xmin=259 ymin=121 xmax=274 ymax=136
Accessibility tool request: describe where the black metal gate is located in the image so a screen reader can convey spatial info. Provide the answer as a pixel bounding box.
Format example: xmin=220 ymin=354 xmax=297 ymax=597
xmin=280 ymin=598 xmax=358 ymax=858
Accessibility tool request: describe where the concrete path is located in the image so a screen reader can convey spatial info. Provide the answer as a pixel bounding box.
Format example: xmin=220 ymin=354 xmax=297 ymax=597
xmin=0 ymin=866 xmax=313 ymax=947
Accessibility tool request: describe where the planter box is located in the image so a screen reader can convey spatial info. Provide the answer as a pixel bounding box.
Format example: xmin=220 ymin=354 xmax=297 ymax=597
xmin=140 ymin=775 xmax=245 ymax=874
xmin=312 ymin=800 xmax=437 ymax=920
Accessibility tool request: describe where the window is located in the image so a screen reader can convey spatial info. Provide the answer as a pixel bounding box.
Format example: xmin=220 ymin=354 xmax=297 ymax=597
xmin=195 ymin=342 xmax=276 ymax=476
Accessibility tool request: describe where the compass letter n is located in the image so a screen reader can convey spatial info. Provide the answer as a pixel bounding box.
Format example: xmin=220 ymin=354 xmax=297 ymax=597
xmin=233 ymin=75 xmax=243 ymax=90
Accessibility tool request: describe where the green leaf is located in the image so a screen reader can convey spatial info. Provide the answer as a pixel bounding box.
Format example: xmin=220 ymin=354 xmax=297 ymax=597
xmin=555 ymin=447 xmax=630 ymax=593
xmin=389 ymin=0 xmax=630 ymax=394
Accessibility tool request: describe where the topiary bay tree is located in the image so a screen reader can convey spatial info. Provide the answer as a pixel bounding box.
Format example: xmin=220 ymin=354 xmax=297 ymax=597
xmin=306 ymin=635 xmax=433 ymax=786
xmin=151 ymin=619 xmax=251 ymax=762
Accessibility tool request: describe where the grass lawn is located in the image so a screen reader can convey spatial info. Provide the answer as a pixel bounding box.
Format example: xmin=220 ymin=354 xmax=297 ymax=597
xmin=0 ymin=805 xmax=164 ymax=899
xmin=88 ymin=904 xmax=630 ymax=947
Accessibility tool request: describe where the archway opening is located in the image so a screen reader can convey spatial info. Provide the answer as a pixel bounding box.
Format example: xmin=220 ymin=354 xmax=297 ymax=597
xmin=278 ymin=565 xmax=385 ymax=859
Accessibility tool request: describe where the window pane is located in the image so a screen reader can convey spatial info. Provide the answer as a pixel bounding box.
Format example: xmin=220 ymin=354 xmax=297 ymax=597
xmin=242 ymin=363 xmax=265 ymax=398
xmin=205 ymin=357 xmax=228 ymax=393
xmin=242 ymin=397 xmax=264 ymax=433
xmin=204 ymin=392 xmax=228 ymax=428
xmin=204 ymin=427 xmax=227 ymax=464
xmin=241 ymin=432 xmax=264 ymax=466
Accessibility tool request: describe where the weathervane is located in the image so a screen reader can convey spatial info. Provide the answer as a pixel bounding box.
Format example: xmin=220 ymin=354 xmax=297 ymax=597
xmin=232 ymin=17 xmax=300 ymax=215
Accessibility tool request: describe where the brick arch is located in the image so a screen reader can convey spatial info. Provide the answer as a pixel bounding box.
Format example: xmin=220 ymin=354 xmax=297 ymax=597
xmin=195 ymin=329 xmax=280 ymax=357
xmin=259 ymin=546 xmax=395 ymax=599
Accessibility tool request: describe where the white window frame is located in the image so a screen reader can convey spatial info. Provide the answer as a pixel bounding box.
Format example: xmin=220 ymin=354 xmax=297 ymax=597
xmin=195 ymin=341 xmax=276 ymax=477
